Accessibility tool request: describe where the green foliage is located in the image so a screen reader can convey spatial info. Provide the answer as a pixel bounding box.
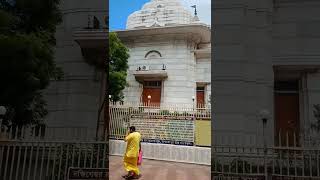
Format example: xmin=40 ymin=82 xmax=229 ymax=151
xmin=173 ymin=111 xmax=180 ymax=116
xmin=109 ymin=32 xmax=129 ymax=102
xmin=1 ymin=0 xmax=62 ymax=43
xmin=0 ymin=0 xmax=63 ymax=127
xmin=230 ymin=159 xmax=251 ymax=173
xmin=160 ymin=110 xmax=170 ymax=115
xmin=311 ymin=104 xmax=320 ymax=132
xmin=182 ymin=111 xmax=190 ymax=116
xmin=111 ymin=127 xmax=127 ymax=136
xmin=138 ymin=106 xmax=144 ymax=112
xmin=0 ymin=9 xmax=17 ymax=29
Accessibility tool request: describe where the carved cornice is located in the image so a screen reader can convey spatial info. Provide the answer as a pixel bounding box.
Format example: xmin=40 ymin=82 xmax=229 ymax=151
xmin=114 ymin=24 xmax=211 ymax=44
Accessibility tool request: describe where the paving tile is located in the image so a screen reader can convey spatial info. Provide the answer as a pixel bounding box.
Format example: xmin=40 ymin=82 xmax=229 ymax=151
xmin=109 ymin=156 xmax=210 ymax=180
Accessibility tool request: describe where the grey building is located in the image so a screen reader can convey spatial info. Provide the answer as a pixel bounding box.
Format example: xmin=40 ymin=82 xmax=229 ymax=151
xmin=213 ymin=0 xmax=320 ymax=147
xmin=44 ymin=0 xmax=107 ymax=139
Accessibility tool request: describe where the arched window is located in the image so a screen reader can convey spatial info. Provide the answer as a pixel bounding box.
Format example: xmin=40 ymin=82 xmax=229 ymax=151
xmin=145 ymin=50 xmax=162 ymax=59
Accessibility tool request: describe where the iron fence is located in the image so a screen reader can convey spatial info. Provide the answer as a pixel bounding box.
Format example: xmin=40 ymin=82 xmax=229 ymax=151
xmin=0 ymin=140 xmax=108 ymax=180
xmin=109 ymin=102 xmax=211 ymax=146
xmin=212 ymin=146 xmax=320 ymax=179
xmin=0 ymin=125 xmax=98 ymax=142
xmin=212 ymin=129 xmax=320 ymax=179
xmin=0 ymin=124 xmax=108 ymax=180
xmin=213 ymin=129 xmax=320 ymax=148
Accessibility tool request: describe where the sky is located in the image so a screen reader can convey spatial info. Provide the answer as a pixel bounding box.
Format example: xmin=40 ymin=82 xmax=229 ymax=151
xmin=109 ymin=0 xmax=211 ymax=31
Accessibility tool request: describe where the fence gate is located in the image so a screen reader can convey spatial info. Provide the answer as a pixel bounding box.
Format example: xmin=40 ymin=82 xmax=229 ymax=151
xmin=0 ymin=126 xmax=108 ymax=180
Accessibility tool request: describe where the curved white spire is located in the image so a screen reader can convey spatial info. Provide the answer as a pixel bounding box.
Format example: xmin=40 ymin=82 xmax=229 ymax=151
xmin=126 ymin=0 xmax=196 ymax=29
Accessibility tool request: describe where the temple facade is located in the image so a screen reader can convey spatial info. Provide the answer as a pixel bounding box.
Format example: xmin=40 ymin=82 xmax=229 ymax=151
xmin=115 ymin=0 xmax=211 ymax=107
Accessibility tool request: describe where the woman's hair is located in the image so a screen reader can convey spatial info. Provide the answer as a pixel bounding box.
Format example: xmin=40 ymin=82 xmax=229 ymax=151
xmin=129 ymin=126 xmax=136 ymax=132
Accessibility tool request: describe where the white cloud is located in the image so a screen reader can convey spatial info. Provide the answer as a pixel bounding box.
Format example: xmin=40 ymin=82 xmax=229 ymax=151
xmin=180 ymin=0 xmax=211 ymax=25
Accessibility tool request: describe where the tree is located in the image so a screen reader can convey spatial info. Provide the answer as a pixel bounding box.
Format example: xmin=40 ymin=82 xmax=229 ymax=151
xmin=0 ymin=0 xmax=63 ymax=128
xmin=109 ymin=32 xmax=129 ymax=102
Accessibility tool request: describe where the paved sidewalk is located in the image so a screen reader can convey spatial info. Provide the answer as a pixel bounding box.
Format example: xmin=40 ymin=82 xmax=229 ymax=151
xmin=109 ymin=156 xmax=210 ymax=180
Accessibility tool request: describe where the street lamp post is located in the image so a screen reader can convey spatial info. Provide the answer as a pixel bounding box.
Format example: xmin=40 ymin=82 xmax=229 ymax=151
xmin=147 ymin=95 xmax=151 ymax=116
xmin=259 ymin=109 xmax=270 ymax=179
xmin=192 ymin=96 xmax=195 ymax=145
xmin=147 ymin=95 xmax=152 ymax=139
xmin=192 ymin=96 xmax=195 ymax=110
xmin=147 ymin=95 xmax=151 ymax=107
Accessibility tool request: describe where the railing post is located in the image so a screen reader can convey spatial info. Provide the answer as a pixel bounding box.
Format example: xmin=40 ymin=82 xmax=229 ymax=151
xmin=263 ymin=118 xmax=268 ymax=179
xmin=259 ymin=109 xmax=270 ymax=179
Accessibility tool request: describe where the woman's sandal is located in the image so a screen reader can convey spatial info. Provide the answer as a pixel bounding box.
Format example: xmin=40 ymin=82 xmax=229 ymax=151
xmin=122 ymin=174 xmax=130 ymax=179
xmin=124 ymin=172 xmax=137 ymax=179
xmin=132 ymin=174 xmax=142 ymax=179
xmin=125 ymin=175 xmax=134 ymax=180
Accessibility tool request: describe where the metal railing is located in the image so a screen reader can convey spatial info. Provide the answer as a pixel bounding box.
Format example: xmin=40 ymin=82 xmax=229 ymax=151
xmin=0 ymin=125 xmax=98 ymax=142
xmin=212 ymin=146 xmax=320 ymax=178
xmin=109 ymin=102 xmax=211 ymax=146
xmin=0 ymin=140 xmax=108 ymax=180
xmin=213 ymin=129 xmax=320 ymax=148
xmin=0 ymin=123 xmax=108 ymax=180
xmin=212 ymin=129 xmax=320 ymax=178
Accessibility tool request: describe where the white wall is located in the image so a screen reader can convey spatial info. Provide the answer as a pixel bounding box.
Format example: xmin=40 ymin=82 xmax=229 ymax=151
xmin=123 ymin=35 xmax=199 ymax=105
xmin=109 ymin=140 xmax=211 ymax=165
xmin=196 ymin=58 xmax=211 ymax=105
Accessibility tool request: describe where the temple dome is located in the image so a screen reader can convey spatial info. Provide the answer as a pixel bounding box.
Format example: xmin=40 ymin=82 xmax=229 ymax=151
xmin=126 ymin=0 xmax=195 ymax=29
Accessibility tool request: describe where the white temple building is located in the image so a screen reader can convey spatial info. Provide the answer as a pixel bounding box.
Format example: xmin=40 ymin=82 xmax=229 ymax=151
xmin=114 ymin=0 xmax=211 ymax=107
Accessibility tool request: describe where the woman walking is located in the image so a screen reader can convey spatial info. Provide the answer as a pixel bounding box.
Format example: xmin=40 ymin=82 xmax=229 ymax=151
xmin=122 ymin=126 xmax=141 ymax=179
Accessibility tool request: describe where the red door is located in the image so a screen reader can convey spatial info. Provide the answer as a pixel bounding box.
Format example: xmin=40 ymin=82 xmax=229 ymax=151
xmin=142 ymin=81 xmax=161 ymax=106
xmin=197 ymin=91 xmax=205 ymax=108
xmin=274 ymin=93 xmax=300 ymax=146
xmin=197 ymin=86 xmax=205 ymax=108
xmin=142 ymin=88 xmax=161 ymax=106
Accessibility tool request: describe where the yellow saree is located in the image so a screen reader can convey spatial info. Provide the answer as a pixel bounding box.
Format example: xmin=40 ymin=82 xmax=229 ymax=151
xmin=123 ymin=132 xmax=141 ymax=175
